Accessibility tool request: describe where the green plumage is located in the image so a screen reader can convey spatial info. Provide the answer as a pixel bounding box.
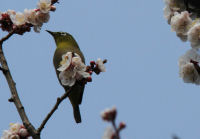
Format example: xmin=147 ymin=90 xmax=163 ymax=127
xmin=47 ymin=30 xmax=85 ymax=123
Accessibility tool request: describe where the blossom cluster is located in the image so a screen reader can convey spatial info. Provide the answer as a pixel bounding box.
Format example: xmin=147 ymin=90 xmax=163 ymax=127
xmin=164 ymin=0 xmax=200 ymax=46
xmin=1 ymin=123 xmax=29 ymax=139
xmin=164 ymin=0 xmax=200 ymax=85
xmin=179 ymin=49 xmax=200 ymax=84
xmin=101 ymin=107 xmax=126 ymax=139
xmin=57 ymin=52 xmax=106 ymax=87
xmin=0 ymin=0 xmax=57 ymax=35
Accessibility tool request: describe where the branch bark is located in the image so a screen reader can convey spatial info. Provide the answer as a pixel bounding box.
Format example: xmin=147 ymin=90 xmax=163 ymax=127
xmin=112 ymin=120 xmax=120 ymax=139
xmin=0 ymin=32 xmax=40 ymax=139
xmin=37 ymin=88 xmax=72 ymax=133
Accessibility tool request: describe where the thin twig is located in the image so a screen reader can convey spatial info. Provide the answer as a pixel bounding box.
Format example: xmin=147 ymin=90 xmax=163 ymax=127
xmin=0 ymin=31 xmax=15 ymax=45
xmin=112 ymin=120 xmax=120 ymax=139
xmin=37 ymin=88 xmax=72 ymax=133
xmin=0 ymin=32 xmax=40 ymax=139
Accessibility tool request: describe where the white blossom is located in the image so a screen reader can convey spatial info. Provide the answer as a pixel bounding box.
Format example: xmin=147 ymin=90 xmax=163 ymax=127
xmin=179 ymin=63 xmax=200 ymax=84
xmin=24 ymin=9 xmax=50 ymax=33
xmin=179 ymin=49 xmax=200 ymax=67
xmin=96 ymin=58 xmax=106 ymax=72
xmin=102 ymin=127 xmax=114 ymax=139
xmin=171 ymin=11 xmax=192 ymax=35
xmin=57 ymin=52 xmax=91 ymax=87
xmin=163 ymin=0 xmax=186 ymax=23
xmin=179 ymin=49 xmax=200 ymax=84
xmin=24 ymin=9 xmax=37 ymax=25
xmin=19 ymin=128 xmax=28 ymax=137
xmin=7 ymin=9 xmax=16 ymax=16
xmin=1 ymin=123 xmax=29 ymax=139
xmin=188 ymin=23 xmax=200 ymax=48
xmin=163 ymin=5 xmax=173 ymax=22
xmin=101 ymin=106 xmax=117 ymax=121
xmin=59 ymin=70 xmax=76 ymax=86
xmin=35 ymin=12 xmax=50 ymax=23
xmin=57 ymin=52 xmax=73 ymax=72
xmin=10 ymin=12 xmax=26 ymax=26
xmin=37 ymin=0 xmax=51 ymax=13
xmin=1 ymin=130 xmax=12 ymax=139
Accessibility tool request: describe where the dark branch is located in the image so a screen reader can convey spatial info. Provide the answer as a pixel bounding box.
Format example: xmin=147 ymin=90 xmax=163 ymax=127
xmin=0 ymin=31 xmax=15 ymax=45
xmin=111 ymin=120 xmax=120 ymax=139
xmin=37 ymin=88 xmax=72 ymax=133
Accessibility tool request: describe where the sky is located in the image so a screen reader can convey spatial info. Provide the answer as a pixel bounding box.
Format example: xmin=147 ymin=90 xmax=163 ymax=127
xmin=1 ymin=0 xmax=200 ymax=139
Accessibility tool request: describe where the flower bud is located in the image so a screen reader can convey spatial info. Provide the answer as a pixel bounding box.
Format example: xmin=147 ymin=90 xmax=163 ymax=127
xmin=19 ymin=128 xmax=29 ymax=137
xmin=86 ymin=76 xmax=92 ymax=82
xmin=101 ymin=107 xmax=117 ymax=121
xmin=119 ymin=122 xmax=126 ymax=130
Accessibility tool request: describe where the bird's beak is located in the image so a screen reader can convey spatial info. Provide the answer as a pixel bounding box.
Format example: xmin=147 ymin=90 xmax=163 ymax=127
xmin=46 ymin=30 xmax=55 ymax=36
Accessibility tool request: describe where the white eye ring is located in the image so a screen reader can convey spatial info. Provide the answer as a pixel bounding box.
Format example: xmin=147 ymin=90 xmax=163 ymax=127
xmin=61 ymin=33 xmax=66 ymax=36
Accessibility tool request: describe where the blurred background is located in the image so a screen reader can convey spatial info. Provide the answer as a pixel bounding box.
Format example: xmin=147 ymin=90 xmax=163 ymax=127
xmin=1 ymin=0 xmax=200 ymax=139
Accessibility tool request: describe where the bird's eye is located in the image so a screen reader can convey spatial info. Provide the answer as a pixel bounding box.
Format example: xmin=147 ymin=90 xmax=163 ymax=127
xmin=61 ymin=33 xmax=66 ymax=36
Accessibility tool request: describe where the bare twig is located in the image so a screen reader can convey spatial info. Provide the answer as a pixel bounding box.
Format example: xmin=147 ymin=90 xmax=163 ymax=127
xmin=37 ymin=88 xmax=72 ymax=133
xmin=111 ymin=120 xmax=120 ymax=139
xmin=0 ymin=32 xmax=40 ymax=139
xmin=0 ymin=31 xmax=15 ymax=45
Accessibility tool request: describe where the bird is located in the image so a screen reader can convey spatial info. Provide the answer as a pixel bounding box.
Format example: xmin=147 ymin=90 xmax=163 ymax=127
xmin=46 ymin=30 xmax=85 ymax=123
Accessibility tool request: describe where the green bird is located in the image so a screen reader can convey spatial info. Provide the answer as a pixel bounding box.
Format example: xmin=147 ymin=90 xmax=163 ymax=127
xmin=47 ymin=30 xmax=85 ymax=123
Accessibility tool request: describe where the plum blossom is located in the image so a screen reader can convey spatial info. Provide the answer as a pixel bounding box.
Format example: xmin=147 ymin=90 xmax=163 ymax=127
xmin=1 ymin=130 xmax=12 ymax=139
xmin=18 ymin=128 xmax=29 ymax=137
xmin=101 ymin=106 xmax=117 ymax=121
xmin=57 ymin=52 xmax=91 ymax=87
xmin=171 ymin=11 xmax=192 ymax=35
xmin=1 ymin=123 xmax=29 ymax=139
xmin=0 ymin=0 xmax=56 ymax=33
xmin=179 ymin=49 xmax=200 ymax=84
xmin=24 ymin=9 xmax=49 ymax=33
xmin=96 ymin=58 xmax=106 ymax=72
xmin=35 ymin=12 xmax=50 ymax=23
xmin=9 ymin=123 xmax=21 ymax=134
xmin=37 ymin=0 xmax=51 ymax=13
xmin=10 ymin=12 xmax=26 ymax=26
xmin=24 ymin=9 xmax=37 ymax=25
xmin=188 ymin=23 xmax=200 ymax=48
xmin=179 ymin=63 xmax=200 ymax=84
xmin=163 ymin=0 xmax=186 ymax=23
xmin=7 ymin=10 xmax=16 ymax=17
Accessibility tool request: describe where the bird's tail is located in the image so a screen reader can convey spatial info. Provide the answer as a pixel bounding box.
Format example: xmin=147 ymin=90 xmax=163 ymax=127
xmin=73 ymin=105 xmax=81 ymax=123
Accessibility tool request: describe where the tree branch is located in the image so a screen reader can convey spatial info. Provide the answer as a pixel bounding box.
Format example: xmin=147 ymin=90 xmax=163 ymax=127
xmin=112 ymin=120 xmax=120 ymax=139
xmin=37 ymin=88 xmax=72 ymax=133
xmin=0 ymin=31 xmax=15 ymax=45
xmin=0 ymin=32 xmax=40 ymax=139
